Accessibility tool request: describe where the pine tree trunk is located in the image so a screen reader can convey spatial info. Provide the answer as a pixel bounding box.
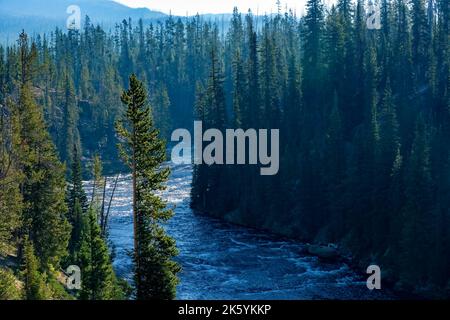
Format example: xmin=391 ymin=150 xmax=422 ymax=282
xmin=132 ymin=126 xmax=139 ymax=296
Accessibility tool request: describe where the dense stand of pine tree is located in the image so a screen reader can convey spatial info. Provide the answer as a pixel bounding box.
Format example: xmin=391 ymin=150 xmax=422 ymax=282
xmin=0 ymin=32 xmax=126 ymax=299
xmin=191 ymin=1 xmax=450 ymax=297
xmin=0 ymin=0 xmax=449 ymax=298
xmin=0 ymin=25 xmax=178 ymax=299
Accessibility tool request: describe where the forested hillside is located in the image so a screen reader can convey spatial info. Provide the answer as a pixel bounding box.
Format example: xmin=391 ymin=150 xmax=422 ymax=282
xmin=0 ymin=31 xmax=127 ymax=299
xmin=191 ymin=0 xmax=450 ymax=297
xmin=2 ymin=14 xmax=224 ymax=172
xmin=0 ymin=0 xmax=449 ymax=299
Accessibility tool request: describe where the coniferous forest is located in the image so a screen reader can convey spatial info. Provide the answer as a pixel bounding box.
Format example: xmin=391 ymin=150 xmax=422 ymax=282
xmin=0 ymin=0 xmax=449 ymax=300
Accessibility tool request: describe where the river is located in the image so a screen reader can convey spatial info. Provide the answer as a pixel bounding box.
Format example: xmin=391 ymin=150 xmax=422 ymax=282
xmin=103 ymin=162 xmax=392 ymax=300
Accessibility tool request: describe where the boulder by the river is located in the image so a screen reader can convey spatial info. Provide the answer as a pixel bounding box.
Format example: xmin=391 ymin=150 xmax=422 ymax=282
xmin=307 ymin=244 xmax=340 ymax=261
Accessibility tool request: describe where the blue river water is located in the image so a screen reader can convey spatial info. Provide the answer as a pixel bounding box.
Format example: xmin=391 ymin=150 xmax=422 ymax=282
xmin=104 ymin=163 xmax=393 ymax=300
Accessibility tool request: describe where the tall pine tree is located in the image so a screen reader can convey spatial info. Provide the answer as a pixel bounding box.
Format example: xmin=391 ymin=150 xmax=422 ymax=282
xmin=116 ymin=74 xmax=180 ymax=299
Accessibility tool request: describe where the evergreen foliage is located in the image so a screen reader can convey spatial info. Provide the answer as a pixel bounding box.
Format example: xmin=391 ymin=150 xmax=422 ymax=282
xmin=79 ymin=208 xmax=124 ymax=300
xmin=0 ymin=1 xmax=449 ymax=298
xmin=116 ymin=74 xmax=180 ymax=300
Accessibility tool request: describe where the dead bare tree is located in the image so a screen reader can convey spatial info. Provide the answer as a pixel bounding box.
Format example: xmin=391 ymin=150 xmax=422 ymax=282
xmin=102 ymin=174 xmax=120 ymax=238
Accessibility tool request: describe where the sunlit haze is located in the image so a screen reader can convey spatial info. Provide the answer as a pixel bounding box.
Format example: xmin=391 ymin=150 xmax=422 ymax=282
xmin=113 ymin=0 xmax=313 ymax=16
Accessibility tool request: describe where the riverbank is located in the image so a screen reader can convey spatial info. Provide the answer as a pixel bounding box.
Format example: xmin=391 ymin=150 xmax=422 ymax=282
xmin=205 ymin=208 xmax=431 ymax=300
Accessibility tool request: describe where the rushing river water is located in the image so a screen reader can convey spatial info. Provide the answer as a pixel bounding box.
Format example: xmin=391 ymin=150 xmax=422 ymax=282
xmin=103 ymin=163 xmax=392 ymax=300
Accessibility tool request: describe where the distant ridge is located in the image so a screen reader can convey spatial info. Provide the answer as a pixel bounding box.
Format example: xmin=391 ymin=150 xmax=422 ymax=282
xmin=0 ymin=0 xmax=272 ymax=44
xmin=0 ymin=0 xmax=167 ymax=44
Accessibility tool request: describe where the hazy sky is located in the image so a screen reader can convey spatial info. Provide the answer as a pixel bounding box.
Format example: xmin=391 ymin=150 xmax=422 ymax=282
xmin=113 ymin=0 xmax=313 ymax=16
